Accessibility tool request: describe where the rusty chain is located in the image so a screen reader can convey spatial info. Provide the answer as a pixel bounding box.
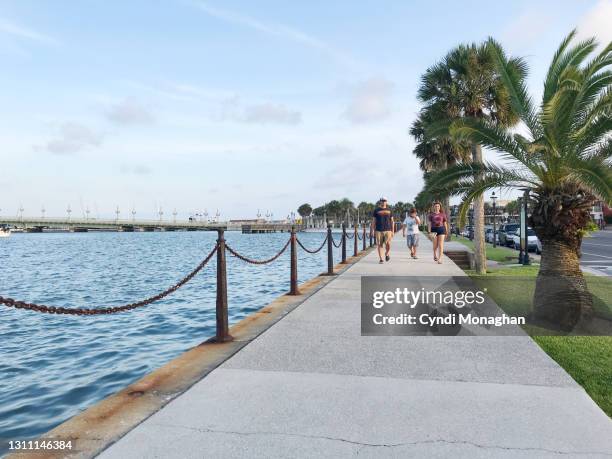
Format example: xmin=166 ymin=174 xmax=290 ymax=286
xmin=296 ymin=235 xmax=328 ymax=254
xmin=0 ymin=244 xmax=219 ymax=315
xmin=225 ymin=238 xmax=291 ymax=265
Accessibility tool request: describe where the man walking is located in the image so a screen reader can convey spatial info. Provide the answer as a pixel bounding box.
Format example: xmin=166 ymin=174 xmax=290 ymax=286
xmin=371 ymin=197 xmax=394 ymax=263
xmin=402 ymin=208 xmax=421 ymax=259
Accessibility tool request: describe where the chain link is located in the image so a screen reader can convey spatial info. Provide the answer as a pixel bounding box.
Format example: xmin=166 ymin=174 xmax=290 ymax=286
xmin=331 ymin=236 xmax=342 ymax=248
xmin=296 ymin=235 xmax=328 ymax=254
xmin=0 ymin=244 xmax=219 ymax=315
xmin=225 ymin=238 xmax=291 ymax=265
xmin=345 ymin=232 xmax=354 ymax=240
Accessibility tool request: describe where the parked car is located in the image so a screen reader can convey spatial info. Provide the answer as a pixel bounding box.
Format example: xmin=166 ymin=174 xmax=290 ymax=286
xmin=536 ymin=237 xmax=542 ymax=255
xmin=460 ymin=226 xmax=472 ymax=238
xmin=485 ymin=228 xmax=499 ymax=244
xmin=510 ymin=228 xmax=540 ymax=252
xmin=499 ymin=223 xmax=520 ymax=247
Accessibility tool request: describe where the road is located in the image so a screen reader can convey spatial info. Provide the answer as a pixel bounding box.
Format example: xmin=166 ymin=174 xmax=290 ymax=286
xmin=581 ymin=228 xmax=612 ymax=276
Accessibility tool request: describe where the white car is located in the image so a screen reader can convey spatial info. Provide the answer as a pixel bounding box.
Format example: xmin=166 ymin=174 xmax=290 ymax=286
xmin=510 ymin=228 xmax=541 ymax=253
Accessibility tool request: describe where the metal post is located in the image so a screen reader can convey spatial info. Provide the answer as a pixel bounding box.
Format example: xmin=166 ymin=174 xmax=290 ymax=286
xmin=326 ymin=224 xmax=334 ymax=275
xmin=353 ymin=224 xmax=358 ymax=256
xmin=492 ymin=200 xmax=497 ymax=248
xmin=341 ymin=223 xmax=347 ymax=263
xmin=522 ymin=190 xmax=530 ymax=265
xmin=517 ymin=196 xmax=525 ymax=264
xmin=215 ymin=229 xmax=232 ymax=342
xmin=289 ymin=226 xmax=300 ymax=295
xmin=369 ymin=224 xmax=373 ymax=247
xmin=362 ymin=224 xmax=366 ymax=251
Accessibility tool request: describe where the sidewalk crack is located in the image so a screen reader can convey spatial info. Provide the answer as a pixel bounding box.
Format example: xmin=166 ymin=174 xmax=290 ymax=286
xmin=154 ymin=422 xmax=612 ymax=456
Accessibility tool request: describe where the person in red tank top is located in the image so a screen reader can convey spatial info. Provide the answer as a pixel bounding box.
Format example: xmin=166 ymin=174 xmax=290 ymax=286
xmin=428 ymin=202 xmax=448 ymax=264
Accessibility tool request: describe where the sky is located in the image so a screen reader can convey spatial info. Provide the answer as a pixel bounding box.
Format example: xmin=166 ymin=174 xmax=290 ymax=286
xmin=1 ymin=0 xmax=611 ymax=220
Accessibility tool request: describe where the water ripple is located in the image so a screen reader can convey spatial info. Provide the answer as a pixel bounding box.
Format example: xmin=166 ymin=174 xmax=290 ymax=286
xmin=0 ymin=230 xmax=330 ymax=454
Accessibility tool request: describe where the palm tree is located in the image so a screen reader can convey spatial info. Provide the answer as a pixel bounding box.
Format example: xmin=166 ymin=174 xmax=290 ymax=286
xmin=426 ymin=31 xmax=612 ymax=329
xmin=417 ymin=42 xmax=520 ymax=274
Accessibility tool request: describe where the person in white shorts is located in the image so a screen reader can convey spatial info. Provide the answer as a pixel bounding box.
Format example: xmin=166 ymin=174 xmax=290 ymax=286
xmin=402 ymin=208 xmax=421 ymax=259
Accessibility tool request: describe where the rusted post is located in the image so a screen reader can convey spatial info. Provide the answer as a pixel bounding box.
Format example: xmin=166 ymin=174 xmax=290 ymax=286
xmin=215 ymin=229 xmax=232 ymax=342
xmin=326 ymin=224 xmax=334 ymax=275
xmin=289 ymin=226 xmax=300 ymax=295
xmin=353 ymin=224 xmax=358 ymax=256
xmin=341 ymin=223 xmax=347 ymax=264
xmin=362 ymin=224 xmax=366 ymax=251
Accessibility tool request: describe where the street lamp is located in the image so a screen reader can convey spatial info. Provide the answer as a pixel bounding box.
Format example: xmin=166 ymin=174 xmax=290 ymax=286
xmin=490 ymin=191 xmax=498 ymax=248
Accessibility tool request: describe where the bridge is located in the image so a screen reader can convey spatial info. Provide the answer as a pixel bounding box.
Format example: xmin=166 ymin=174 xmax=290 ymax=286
xmin=0 ymin=217 xmax=303 ymax=233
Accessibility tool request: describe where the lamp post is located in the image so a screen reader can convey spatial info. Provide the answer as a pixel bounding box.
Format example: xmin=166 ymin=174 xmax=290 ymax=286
xmin=468 ymin=203 xmax=474 ymax=241
xmin=520 ymin=188 xmax=531 ymax=265
xmin=490 ymin=191 xmax=497 ymax=248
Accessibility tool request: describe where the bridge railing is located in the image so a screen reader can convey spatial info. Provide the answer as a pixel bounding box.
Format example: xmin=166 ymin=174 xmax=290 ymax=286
xmin=0 ymin=224 xmax=374 ymax=342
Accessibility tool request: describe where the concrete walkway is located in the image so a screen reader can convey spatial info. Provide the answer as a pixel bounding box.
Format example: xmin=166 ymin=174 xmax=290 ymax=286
xmin=100 ymin=236 xmax=612 ymax=458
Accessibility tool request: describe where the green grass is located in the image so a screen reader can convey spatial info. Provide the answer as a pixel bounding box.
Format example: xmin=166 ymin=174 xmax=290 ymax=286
xmin=533 ymin=336 xmax=612 ymax=417
xmin=466 ymin=265 xmax=612 ymax=318
xmin=452 ymin=237 xmax=519 ymax=263
xmin=464 ymin=264 xmax=612 ymax=417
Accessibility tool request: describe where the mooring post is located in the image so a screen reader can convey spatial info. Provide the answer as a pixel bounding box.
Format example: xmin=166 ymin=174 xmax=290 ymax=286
xmin=341 ymin=223 xmax=347 ymax=263
xmin=362 ymin=223 xmax=366 ymax=251
xmin=215 ymin=229 xmax=232 ymax=342
xmin=289 ymin=226 xmax=300 ymax=295
xmin=353 ymin=224 xmax=358 ymax=256
xmin=326 ymin=224 xmax=334 ymax=275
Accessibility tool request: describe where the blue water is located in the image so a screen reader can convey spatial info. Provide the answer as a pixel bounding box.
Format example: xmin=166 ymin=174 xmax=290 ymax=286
xmin=0 ymin=230 xmax=338 ymax=454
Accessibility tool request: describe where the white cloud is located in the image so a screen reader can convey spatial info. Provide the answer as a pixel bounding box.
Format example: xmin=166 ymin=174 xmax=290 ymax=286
xmin=319 ymin=145 xmax=352 ymax=158
xmin=577 ymin=0 xmax=612 ymax=45
xmin=0 ymin=18 xmax=58 ymax=45
xmin=107 ymin=98 xmax=154 ymax=125
xmin=343 ymin=77 xmax=394 ymax=124
xmin=242 ymin=103 xmax=301 ymax=125
xmin=39 ymin=123 xmax=103 ymax=155
xmin=192 ymin=2 xmax=356 ymax=67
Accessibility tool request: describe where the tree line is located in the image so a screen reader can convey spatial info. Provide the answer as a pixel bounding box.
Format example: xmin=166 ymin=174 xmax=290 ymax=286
xmin=297 ymin=199 xmax=415 ymax=222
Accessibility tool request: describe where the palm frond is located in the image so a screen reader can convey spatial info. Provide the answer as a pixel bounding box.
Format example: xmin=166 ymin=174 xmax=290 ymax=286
xmin=566 ymin=158 xmax=612 ymax=203
xmin=448 ymin=118 xmax=537 ymax=169
xmin=543 ymin=32 xmax=597 ymax=104
xmin=487 ymin=38 xmax=540 ymax=136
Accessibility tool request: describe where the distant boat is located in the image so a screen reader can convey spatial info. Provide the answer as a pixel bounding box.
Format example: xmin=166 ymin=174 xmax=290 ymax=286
xmin=0 ymin=228 xmax=11 ymax=238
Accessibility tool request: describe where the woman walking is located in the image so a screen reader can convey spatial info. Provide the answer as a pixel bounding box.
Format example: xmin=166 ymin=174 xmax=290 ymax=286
xmin=428 ymin=202 xmax=448 ymax=264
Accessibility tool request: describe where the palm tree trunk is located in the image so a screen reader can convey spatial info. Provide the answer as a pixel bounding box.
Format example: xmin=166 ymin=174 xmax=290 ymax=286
xmin=533 ymin=239 xmax=593 ymax=330
xmin=471 ymin=143 xmax=486 ymax=274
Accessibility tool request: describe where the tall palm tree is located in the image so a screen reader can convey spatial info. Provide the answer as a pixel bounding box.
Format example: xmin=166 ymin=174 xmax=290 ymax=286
xmin=427 ymin=31 xmax=612 ymax=329
xmin=417 ymin=42 xmax=519 ymax=274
